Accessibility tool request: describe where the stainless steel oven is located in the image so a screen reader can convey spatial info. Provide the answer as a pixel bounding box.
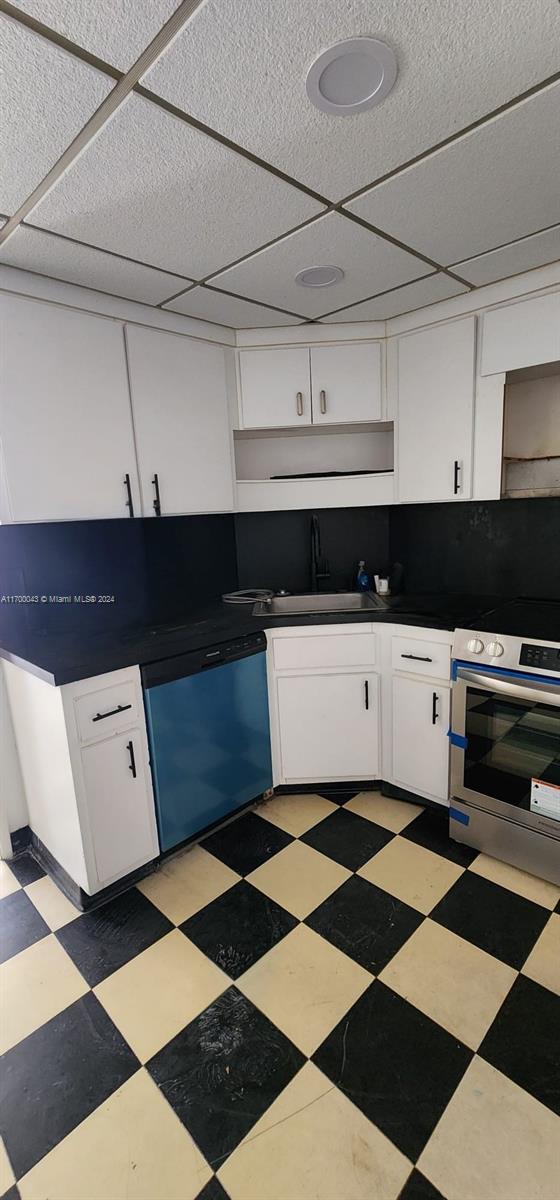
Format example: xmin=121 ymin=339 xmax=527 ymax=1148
xmin=450 ymin=626 xmax=560 ymax=886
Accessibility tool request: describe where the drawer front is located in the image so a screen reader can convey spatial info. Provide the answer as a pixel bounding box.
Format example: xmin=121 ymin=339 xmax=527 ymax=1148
xmin=391 ymin=635 xmax=450 ymax=680
xmin=74 ymin=681 xmax=139 ymax=743
xmin=273 ymin=632 xmax=376 ymax=671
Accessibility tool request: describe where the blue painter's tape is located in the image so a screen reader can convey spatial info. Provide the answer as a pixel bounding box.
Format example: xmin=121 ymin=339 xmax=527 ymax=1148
xmin=447 ymin=729 xmax=468 ymax=749
xmin=450 ymin=806 xmax=470 ymax=826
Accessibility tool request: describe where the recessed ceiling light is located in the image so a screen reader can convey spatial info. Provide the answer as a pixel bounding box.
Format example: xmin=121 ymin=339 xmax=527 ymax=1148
xmin=306 ymin=37 xmax=398 ymax=116
xmin=295 ymin=265 xmax=345 ymax=288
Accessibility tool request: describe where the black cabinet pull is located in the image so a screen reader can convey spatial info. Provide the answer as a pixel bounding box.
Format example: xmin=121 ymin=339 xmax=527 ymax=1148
xmin=401 ymin=653 xmax=433 ymax=663
xmin=124 ymin=473 xmax=134 ymax=517
xmin=92 ymin=703 xmax=132 ymax=723
xmin=432 ymin=691 xmax=439 ymax=725
xmin=364 ymin=679 xmax=369 ymax=710
xmin=152 ymin=473 xmax=161 ymax=516
xmin=126 ymin=739 xmax=137 ymax=779
xmin=453 ymin=460 xmax=461 ymax=494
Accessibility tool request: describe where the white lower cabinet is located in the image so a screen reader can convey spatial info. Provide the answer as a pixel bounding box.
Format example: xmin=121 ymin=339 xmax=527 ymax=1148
xmin=80 ymin=729 xmax=156 ymax=888
xmin=275 ymin=671 xmax=379 ymax=783
xmin=392 ymin=675 xmax=450 ymax=802
xmin=4 ymin=662 xmax=159 ymax=895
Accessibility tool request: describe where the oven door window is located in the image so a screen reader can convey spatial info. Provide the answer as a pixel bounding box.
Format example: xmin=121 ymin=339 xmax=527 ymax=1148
xmin=463 ymin=685 xmax=560 ymax=812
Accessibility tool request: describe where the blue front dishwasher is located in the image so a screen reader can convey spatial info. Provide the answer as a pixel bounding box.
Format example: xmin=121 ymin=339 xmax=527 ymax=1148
xmin=142 ymin=632 xmax=273 ymax=852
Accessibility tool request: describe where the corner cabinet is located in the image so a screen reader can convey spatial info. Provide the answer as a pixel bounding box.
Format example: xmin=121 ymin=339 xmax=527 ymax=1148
xmin=125 ymin=325 xmax=234 ymax=516
xmin=0 ymin=295 xmax=140 ymax=523
xmin=396 ymin=316 xmax=476 ymax=503
xmin=4 ymin=663 xmax=159 ymax=896
xmin=267 ymin=627 xmax=380 ymax=785
xmin=238 ymin=341 xmax=383 ymax=429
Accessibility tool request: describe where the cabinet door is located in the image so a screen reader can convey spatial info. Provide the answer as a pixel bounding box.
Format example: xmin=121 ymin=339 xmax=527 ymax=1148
xmin=0 ymin=296 xmax=140 ymax=522
xmin=126 ymin=325 xmax=234 ymax=516
xmin=480 ymin=292 xmax=560 ymax=375
xmin=277 ymin=672 xmax=379 ymax=782
xmin=311 ymin=343 xmax=382 ymax=424
xmin=81 ymin=729 xmax=158 ymax=887
xmin=397 ymin=317 xmax=475 ymax=503
xmin=392 ymin=676 xmax=450 ymax=801
xmin=239 ymin=347 xmax=311 ymax=428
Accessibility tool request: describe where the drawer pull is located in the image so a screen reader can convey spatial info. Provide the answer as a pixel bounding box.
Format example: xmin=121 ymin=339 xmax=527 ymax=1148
xmin=92 ymin=703 xmax=132 ymax=723
xmin=432 ymin=691 xmax=439 ymax=724
xmin=296 ymin=391 xmax=304 ymax=416
xmin=320 ymin=389 xmax=327 ymax=414
xmin=401 ymin=653 xmax=433 ymax=663
xmin=126 ymin=739 xmax=137 ymax=779
xmin=364 ymin=679 xmax=369 ymax=710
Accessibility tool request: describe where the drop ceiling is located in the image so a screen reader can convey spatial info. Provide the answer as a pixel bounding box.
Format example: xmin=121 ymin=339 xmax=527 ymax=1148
xmin=0 ymin=0 xmax=559 ymax=328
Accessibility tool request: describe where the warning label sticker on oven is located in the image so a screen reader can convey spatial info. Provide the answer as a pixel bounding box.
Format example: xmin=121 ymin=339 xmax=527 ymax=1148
xmin=530 ymin=779 xmax=560 ymax=822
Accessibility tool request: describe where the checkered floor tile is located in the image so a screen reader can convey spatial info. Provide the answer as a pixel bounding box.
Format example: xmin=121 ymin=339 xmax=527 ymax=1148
xmin=1 ymin=795 xmax=559 ymax=1200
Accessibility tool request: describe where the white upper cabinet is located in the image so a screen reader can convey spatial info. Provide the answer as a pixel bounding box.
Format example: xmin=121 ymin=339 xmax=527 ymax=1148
xmin=396 ymin=316 xmax=476 ymax=503
xmin=125 ymin=325 xmax=234 ymax=516
xmin=480 ymin=292 xmax=560 ymax=376
xmin=0 ymin=296 xmax=140 ymax=522
xmin=239 ymin=347 xmax=311 ymax=429
xmin=310 ymin=343 xmax=382 ymax=424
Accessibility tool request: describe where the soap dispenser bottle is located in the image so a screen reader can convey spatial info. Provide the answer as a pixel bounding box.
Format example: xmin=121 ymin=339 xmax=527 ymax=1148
xmin=356 ymin=560 xmax=370 ymax=592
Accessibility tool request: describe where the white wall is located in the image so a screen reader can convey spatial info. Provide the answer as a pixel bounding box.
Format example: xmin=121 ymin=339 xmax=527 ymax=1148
xmin=503 ymin=371 xmax=560 ymax=459
xmin=0 ymin=663 xmax=28 ymax=850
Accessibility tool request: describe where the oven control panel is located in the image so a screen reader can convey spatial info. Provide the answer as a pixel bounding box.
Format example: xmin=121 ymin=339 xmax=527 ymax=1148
xmin=520 ymin=643 xmax=560 ymax=671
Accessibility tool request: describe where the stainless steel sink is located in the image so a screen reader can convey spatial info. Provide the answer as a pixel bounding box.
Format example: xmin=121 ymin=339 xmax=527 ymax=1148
xmin=252 ymin=592 xmax=386 ymax=616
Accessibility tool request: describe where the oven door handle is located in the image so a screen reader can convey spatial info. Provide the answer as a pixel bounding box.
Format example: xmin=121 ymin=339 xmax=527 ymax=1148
xmin=455 ymin=667 xmax=560 ymax=708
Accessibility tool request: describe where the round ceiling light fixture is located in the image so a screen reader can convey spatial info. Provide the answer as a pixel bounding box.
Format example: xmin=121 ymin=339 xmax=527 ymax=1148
xmin=295 ymin=265 xmax=345 ymax=288
xmin=306 ymin=37 xmax=398 ymax=116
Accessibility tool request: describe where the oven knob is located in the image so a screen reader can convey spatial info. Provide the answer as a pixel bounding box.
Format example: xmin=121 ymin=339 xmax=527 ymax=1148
xmin=467 ymin=638 xmax=485 ymax=654
xmin=487 ymin=640 xmax=504 ymax=657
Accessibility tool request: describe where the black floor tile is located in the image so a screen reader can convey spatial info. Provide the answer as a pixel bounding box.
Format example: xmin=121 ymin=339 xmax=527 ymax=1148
xmin=313 ymin=980 xmax=472 ymax=1162
xmin=398 ymin=1169 xmax=445 ymax=1199
xmin=148 ymin=986 xmax=305 ymax=1168
xmin=0 ymin=992 xmax=139 ymax=1179
xmin=0 ymin=890 xmax=49 ymax=964
xmin=1 ymin=1187 xmax=21 ymax=1200
xmin=401 ymin=807 xmax=478 ymax=866
xmin=431 ymin=871 xmax=549 ymax=969
xmin=202 ymin=811 xmax=293 ymax=876
xmin=301 ymin=807 xmax=394 ymax=871
xmin=180 ymin=881 xmax=297 ymax=980
xmin=317 ymin=789 xmax=361 ymax=806
xmin=56 ymin=889 xmax=173 ymax=986
xmin=306 ymin=874 xmax=423 ymax=974
xmin=7 ymin=852 xmax=46 ymax=887
xmin=479 ymin=975 xmax=560 ymax=1116
xmin=195 ymin=1178 xmax=231 ymax=1200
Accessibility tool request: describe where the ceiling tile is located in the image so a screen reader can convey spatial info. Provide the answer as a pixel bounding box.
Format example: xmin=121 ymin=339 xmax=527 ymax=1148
xmin=321 ymin=273 xmax=469 ymax=322
xmin=318 ymin=274 xmax=470 ymax=321
xmin=0 ymin=225 xmax=192 ymax=304
xmin=12 ymin=0 xmax=181 ymax=69
xmin=30 ymin=93 xmax=323 ymax=278
xmin=452 ymin=225 xmax=560 ymax=287
xmin=346 ymin=83 xmax=560 ymax=265
xmin=0 ymin=15 xmax=113 ymax=214
xmin=164 ymin=286 xmax=304 ymax=327
xmin=210 ymin=212 xmax=426 ymax=318
xmin=143 ymin=0 xmax=560 ymax=199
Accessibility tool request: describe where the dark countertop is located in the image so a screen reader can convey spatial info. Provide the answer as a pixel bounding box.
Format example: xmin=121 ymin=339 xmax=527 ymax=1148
xmin=0 ymin=593 xmax=502 ymax=687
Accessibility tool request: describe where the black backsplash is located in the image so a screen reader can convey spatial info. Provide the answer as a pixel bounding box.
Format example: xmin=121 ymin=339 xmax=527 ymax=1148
xmin=389 ymin=497 xmax=560 ymax=600
xmin=0 ymin=515 xmax=237 ymax=641
xmin=235 ymin=508 xmax=390 ymax=593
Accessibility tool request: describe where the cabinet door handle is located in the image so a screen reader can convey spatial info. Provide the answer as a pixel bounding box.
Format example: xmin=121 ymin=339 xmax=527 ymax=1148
xmin=92 ymin=703 xmax=132 ymax=723
xmin=320 ymin=389 xmax=327 ymax=414
xmin=401 ymin=653 xmax=433 ymax=663
xmin=432 ymin=691 xmax=439 ymax=724
xmin=296 ymin=391 xmax=304 ymax=417
xmin=124 ymin=473 xmax=134 ymax=517
xmin=152 ymin=473 xmax=162 ymax=516
xmin=453 ymin=460 xmax=461 ymax=495
xmin=126 ymin=739 xmax=137 ymax=779
xmin=364 ymin=679 xmax=369 ymax=710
